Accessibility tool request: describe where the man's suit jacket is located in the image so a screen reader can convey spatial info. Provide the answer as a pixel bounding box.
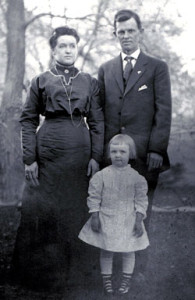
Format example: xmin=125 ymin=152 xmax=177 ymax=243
xmin=98 ymin=51 xmax=172 ymax=175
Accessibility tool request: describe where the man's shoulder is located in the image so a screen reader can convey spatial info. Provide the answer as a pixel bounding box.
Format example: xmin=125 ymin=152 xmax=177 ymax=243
xmin=141 ymin=51 xmax=168 ymax=67
xmin=99 ymin=55 xmax=120 ymax=69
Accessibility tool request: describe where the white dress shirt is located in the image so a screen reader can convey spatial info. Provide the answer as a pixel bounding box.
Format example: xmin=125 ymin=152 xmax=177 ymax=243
xmin=121 ymin=48 xmax=141 ymax=70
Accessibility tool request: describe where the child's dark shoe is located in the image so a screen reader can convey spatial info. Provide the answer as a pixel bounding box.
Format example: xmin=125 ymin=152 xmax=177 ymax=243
xmin=102 ymin=274 xmax=114 ymax=295
xmin=118 ymin=273 xmax=132 ymax=295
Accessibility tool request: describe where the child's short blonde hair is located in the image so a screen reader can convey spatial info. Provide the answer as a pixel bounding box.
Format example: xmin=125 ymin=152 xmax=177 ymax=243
xmin=108 ymin=134 xmax=137 ymax=160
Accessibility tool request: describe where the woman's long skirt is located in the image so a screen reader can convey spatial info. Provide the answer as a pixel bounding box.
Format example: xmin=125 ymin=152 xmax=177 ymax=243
xmin=11 ymin=117 xmax=92 ymax=290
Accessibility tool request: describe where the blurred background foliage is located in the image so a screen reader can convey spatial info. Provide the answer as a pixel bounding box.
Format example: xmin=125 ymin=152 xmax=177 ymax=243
xmin=0 ymin=0 xmax=194 ymax=204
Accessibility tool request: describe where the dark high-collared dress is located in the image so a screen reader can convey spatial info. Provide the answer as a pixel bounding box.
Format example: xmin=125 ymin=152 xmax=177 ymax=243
xmin=11 ymin=64 xmax=104 ymax=289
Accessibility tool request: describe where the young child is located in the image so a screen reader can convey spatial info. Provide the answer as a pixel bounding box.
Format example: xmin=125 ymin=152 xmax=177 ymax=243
xmin=79 ymin=134 xmax=149 ymax=295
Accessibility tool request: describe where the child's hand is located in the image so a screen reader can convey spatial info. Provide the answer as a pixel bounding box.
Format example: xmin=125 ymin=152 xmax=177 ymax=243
xmin=133 ymin=212 xmax=144 ymax=238
xmin=91 ymin=212 xmax=100 ymax=232
xmin=133 ymin=221 xmax=143 ymax=238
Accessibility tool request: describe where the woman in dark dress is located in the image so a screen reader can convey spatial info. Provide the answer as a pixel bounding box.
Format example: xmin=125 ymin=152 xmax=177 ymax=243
xmin=11 ymin=26 xmax=104 ymax=290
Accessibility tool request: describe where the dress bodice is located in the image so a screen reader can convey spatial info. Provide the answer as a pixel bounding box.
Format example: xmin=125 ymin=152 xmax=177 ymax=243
xmin=20 ymin=66 xmax=104 ymax=165
xmin=22 ymin=66 xmax=99 ymax=119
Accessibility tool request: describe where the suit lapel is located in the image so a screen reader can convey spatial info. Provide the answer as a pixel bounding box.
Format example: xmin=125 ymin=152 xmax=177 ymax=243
xmin=111 ymin=55 xmax=124 ymax=94
xmin=124 ymin=52 xmax=148 ymax=96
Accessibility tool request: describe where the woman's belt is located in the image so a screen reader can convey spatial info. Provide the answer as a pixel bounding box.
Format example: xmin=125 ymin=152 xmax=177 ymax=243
xmin=45 ymin=111 xmax=83 ymax=119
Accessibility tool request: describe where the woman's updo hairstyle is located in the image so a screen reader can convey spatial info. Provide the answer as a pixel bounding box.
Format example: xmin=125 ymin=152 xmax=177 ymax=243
xmin=49 ymin=26 xmax=80 ymax=50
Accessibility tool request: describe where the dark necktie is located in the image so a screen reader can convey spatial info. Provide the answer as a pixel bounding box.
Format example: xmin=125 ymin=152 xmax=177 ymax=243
xmin=123 ymin=56 xmax=133 ymax=84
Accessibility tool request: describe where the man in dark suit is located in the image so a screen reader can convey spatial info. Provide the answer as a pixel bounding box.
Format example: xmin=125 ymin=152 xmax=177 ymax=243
xmin=98 ymin=9 xmax=171 ymax=239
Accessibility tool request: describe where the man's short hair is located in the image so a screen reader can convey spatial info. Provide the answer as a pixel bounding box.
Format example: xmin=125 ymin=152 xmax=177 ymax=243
xmin=114 ymin=9 xmax=142 ymax=31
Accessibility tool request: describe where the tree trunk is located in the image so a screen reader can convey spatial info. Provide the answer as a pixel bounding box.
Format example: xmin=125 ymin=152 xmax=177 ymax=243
xmin=0 ymin=0 xmax=25 ymax=204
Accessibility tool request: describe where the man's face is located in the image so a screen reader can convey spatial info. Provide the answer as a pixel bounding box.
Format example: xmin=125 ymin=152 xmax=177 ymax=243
xmin=53 ymin=35 xmax=78 ymax=65
xmin=115 ymin=18 xmax=141 ymax=55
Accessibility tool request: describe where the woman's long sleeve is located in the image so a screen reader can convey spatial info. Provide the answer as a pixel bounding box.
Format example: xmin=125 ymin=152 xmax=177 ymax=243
xmin=87 ymin=171 xmax=103 ymax=213
xmin=87 ymin=77 xmax=104 ymax=163
xmin=20 ymin=77 xmax=41 ymax=165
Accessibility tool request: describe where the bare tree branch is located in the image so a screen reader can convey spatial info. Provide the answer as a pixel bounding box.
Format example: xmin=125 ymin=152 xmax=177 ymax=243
xmin=24 ymin=12 xmax=97 ymax=29
xmin=152 ymin=0 xmax=170 ymax=24
xmin=80 ymin=0 xmax=111 ymax=69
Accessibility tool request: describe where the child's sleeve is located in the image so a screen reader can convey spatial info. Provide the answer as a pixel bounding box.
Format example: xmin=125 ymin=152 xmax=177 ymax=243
xmin=134 ymin=175 xmax=148 ymax=219
xmin=87 ymin=171 xmax=103 ymax=213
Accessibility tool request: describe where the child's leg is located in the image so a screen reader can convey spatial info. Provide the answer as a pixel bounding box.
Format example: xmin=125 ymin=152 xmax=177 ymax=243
xmin=100 ymin=249 xmax=114 ymax=294
xmin=118 ymin=251 xmax=135 ymax=294
xmin=122 ymin=251 xmax=135 ymax=274
xmin=100 ymin=249 xmax=114 ymax=274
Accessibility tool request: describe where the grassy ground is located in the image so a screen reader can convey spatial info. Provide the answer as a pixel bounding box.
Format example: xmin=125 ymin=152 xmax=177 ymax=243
xmin=0 ymin=196 xmax=195 ymax=299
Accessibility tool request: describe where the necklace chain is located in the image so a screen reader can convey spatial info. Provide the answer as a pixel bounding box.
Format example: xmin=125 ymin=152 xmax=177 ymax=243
xmin=55 ymin=67 xmax=83 ymax=128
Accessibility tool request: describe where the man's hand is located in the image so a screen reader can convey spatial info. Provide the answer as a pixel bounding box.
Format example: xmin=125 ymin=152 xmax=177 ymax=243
xmin=91 ymin=212 xmax=101 ymax=232
xmin=147 ymin=152 xmax=163 ymax=171
xmin=87 ymin=158 xmax=99 ymax=177
xmin=25 ymin=161 xmax=39 ymax=187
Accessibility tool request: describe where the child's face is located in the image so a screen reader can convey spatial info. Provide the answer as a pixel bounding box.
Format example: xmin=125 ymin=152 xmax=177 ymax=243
xmin=110 ymin=142 xmax=130 ymax=168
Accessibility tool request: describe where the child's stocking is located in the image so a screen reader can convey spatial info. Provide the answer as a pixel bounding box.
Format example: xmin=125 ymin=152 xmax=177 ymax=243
xmin=118 ymin=251 xmax=135 ymax=294
xmin=100 ymin=249 xmax=114 ymax=274
xmin=122 ymin=251 xmax=135 ymax=274
xmin=100 ymin=249 xmax=114 ymax=295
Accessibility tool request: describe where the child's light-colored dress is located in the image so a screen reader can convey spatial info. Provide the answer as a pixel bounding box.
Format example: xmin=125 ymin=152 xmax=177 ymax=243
xmin=79 ymin=165 xmax=149 ymax=252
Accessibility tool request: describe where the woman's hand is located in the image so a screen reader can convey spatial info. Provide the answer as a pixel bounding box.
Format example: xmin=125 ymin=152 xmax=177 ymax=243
xmin=87 ymin=158 xmax=99 ymax=177
xmin=25 ymin=161 xmax=39 ymax=187
xmin=91 ymin=212 xmax=101 ymax=232
xmin=133 ymin=212 xmax=144 ymax=238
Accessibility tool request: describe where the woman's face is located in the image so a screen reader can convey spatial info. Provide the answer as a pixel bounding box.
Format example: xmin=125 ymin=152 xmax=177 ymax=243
xmin=53 ymin=35 xmax=78 ymax=65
